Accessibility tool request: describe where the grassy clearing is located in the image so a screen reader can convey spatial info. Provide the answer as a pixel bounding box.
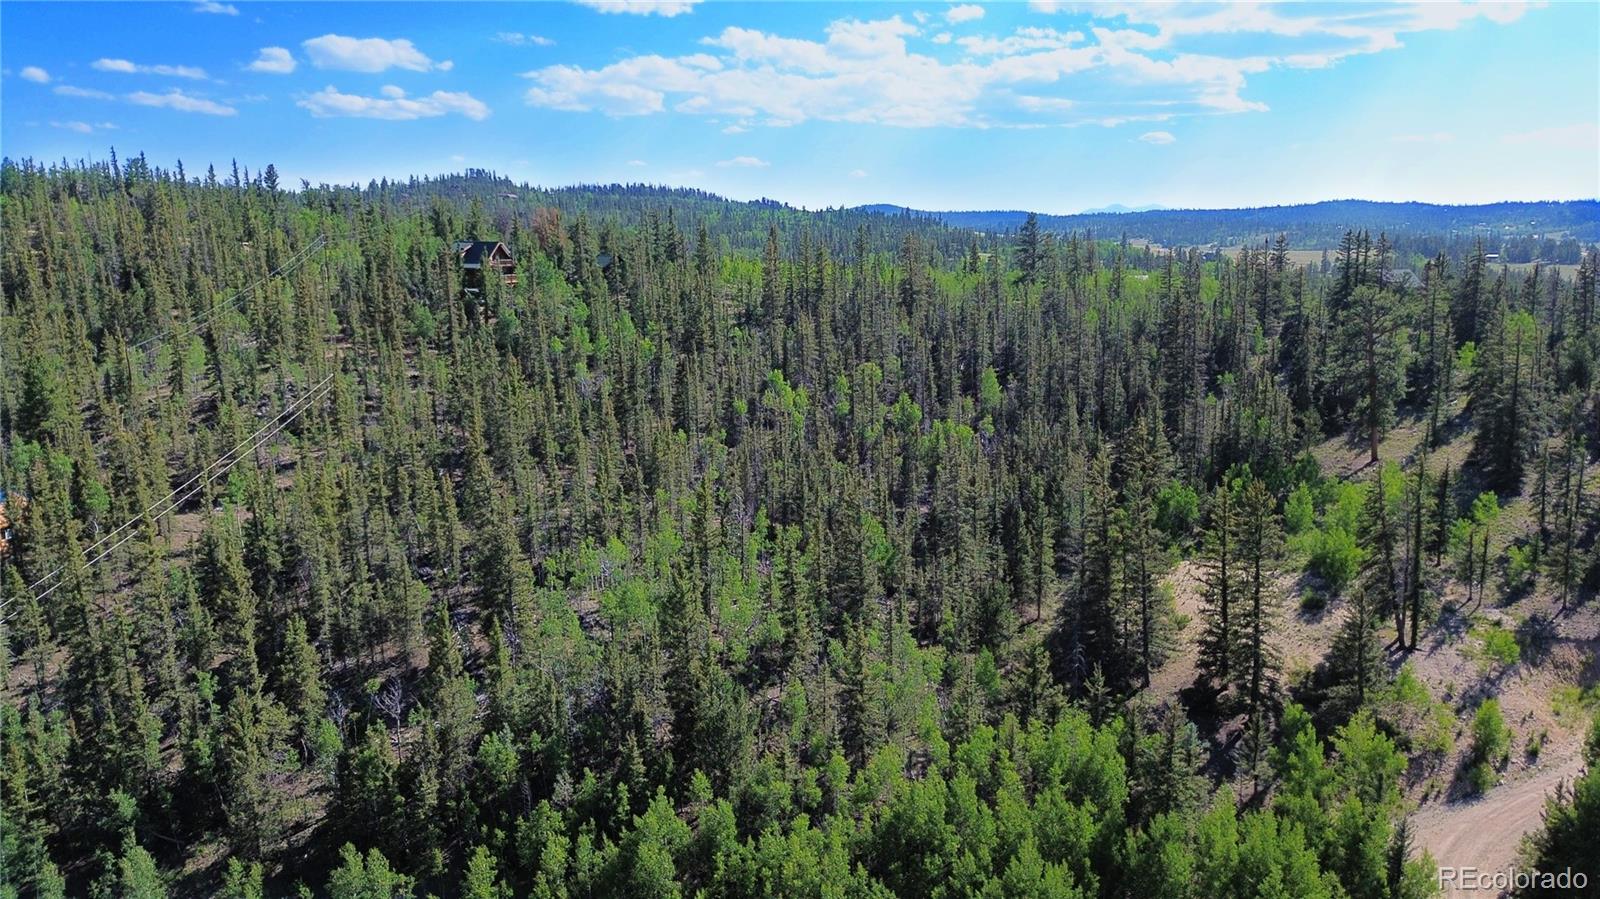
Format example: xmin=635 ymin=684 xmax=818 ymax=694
xmin=1465 ymin=619 xmax=1521 ymax=671
xmin=1551 ymin=684 xmax=1600 ymax=729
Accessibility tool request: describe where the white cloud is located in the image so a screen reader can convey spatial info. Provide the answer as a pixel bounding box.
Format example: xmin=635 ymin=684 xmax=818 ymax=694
xmin=20 ymin=66 xmax=50 ymax=83
xmin=523 ymin=16 xmax=1136 ymax=128
xmin=850 ymin=168 xmax=868 ymax=178
xmin=298 ymin=85 xmax=490 ymax=120
xmin=523 ymin=6 xmax=1534 ymax=131
xmin=717 ymin=155 xmax=770 ymax=168
xmin=55 ymin=85 xmax=114 ymax=99
xmin=574 ymin=0 xmax=700 ymax=16
xmin=128 ymin=89 xmax=237 ymax=115
xmin=93 ymin=58 xmax=208 ymax=79
xmin=1015 ymin=95 xmax=1076 ymax=112
xmin=495 ymin=32 xmax=556 ymax=47
xmin=1033 ymin=1 xmax=1535 ymax=63
xmin=193 ymin=1 xmax=238 ymax=14
xmin=529 ymin=16 xmax=1003 ymax=128
xmin=946 ymin=4 xmax=985 ymax=24
xmin=958 ymin=26 xmax=1082 ymax=55
xmin=1138 ymin=130 xmax=1175 ymax=144
xmin=57 ymin=81 xmax=238 ymax=118
xmin=51 ymin=120 xmax=116 ymax=134
xmin=247 ymin=47 xmax=297 ymax=74
xmin=628 ymin=159 xmax=648 ymax=166
xmin=1502 ymin=122 xmax=1598 ymax=151
xmin=302 ymin=35 xmax=449 ymax=73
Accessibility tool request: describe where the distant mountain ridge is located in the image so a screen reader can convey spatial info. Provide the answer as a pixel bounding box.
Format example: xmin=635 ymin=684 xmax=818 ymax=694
xmin=362 ymin=170 xmax=1594 ymax=257
xmin=859 ymin=202 xmax=1168 ymax=217
xmin=854 ymin=199 xmax=1600 ymax=248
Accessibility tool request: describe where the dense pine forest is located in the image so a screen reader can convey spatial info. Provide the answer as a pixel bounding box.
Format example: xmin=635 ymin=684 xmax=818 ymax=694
xmin=1 ymin=155 xmax=1597 ymax=898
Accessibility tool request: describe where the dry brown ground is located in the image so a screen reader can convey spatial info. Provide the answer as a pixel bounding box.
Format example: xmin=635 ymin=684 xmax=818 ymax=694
xmin=1155 ymin=402 xmax=1600 ymax=889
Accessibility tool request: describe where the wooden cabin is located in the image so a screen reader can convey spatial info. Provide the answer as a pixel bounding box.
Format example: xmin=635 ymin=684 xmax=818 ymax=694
xmin=455 ymin=240 xmax=517 ymax=292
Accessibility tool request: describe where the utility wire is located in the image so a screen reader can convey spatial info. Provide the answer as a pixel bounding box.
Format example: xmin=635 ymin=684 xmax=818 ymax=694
xmin=6 ymin=373 xmax=336 ymax=609
xmin=130 ymin=233 xmax=328 ymax=354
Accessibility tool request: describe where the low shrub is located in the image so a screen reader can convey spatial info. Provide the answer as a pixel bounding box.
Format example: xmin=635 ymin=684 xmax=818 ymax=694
xmin=1466 ymin=699 xmax=1510 ymax=795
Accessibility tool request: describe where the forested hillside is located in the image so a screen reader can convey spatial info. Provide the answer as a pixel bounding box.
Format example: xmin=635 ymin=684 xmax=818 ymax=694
xmin=860 ymin=200 xmax=1600 ymax=260
xmin=1 ymin=157 xmax=1597 ymax=898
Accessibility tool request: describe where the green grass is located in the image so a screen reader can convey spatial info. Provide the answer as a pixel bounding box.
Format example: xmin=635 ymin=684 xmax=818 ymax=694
xmin=1466 ymin=620 xmax=1521 ymax=670
xmin=1377 ymin=665 xmax=1456 ymax=761
xmin=1552 ymin=684 xmax=1600 ymax=728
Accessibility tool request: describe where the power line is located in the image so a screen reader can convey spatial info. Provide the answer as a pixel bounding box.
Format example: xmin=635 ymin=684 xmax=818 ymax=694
xmin=21 ymin=371 xmax=336 ymax=596
xmin=23 ymin=374 xmax=334 ymax=608
xmin=131 ymin=234 xmax=328 ymax=354
xmin=4 ymin=233 xmax=341 ymax=623
xmin=5 ymin=374 xmax=336 ymax=611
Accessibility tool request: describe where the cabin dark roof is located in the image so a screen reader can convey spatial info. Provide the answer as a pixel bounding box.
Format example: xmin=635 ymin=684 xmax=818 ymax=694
xmin=454 ymin=240 xmax=511 ymax=268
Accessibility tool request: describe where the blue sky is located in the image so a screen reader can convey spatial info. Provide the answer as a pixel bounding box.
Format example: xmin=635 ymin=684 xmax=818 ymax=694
xmin=3 ymin=1 xmax=1596 ymax=211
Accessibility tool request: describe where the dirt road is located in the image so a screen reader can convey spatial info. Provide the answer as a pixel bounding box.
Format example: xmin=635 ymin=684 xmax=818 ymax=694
xmin=1413 ymin=757 xmax=1587 ymax=897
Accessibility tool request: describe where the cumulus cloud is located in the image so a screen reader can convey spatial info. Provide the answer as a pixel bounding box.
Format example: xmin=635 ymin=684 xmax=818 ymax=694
xmin=627 ymin=159 xmax=648 ymax=166
xmin=193 ymin=1 xmax=238 ymax=14
xmin=957 ymin=26 xmax=1082 ymax=55
xmin=850 ymin=168 xmax=868 ymax=178
xmin=946 ymin=4 xmax=985 ymax=24
xmin=527 ymin=16 xmax=997 ymax=127
xmin=302 ymin=35 xmax=449 ymax=72
xmin=298 ymin=85 xmax=490 ymax=120
xmin=1138 ymin=130 xmax=1175 ymax=144
xmin=520 ymin=15 xmax=1113 ymax=128
xmin=717 ymin=155 xmax=770 ymax=167
xmin=128 ymin=89 xmax=237 ymax=115
xmin=93 ymin=58 xmax=208 ymax=79
xmin=495 ymin=32 xmax=556 ymax=47
xmin=20 ymin=66 xmax=50 ymax=83
xmin=522 ymin=5 xmax=1535 ymax=130
xmin=574 ymin=0 xmax=700 ymax=16
xmin=247 ymin=47 xmax=298 ymax=74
